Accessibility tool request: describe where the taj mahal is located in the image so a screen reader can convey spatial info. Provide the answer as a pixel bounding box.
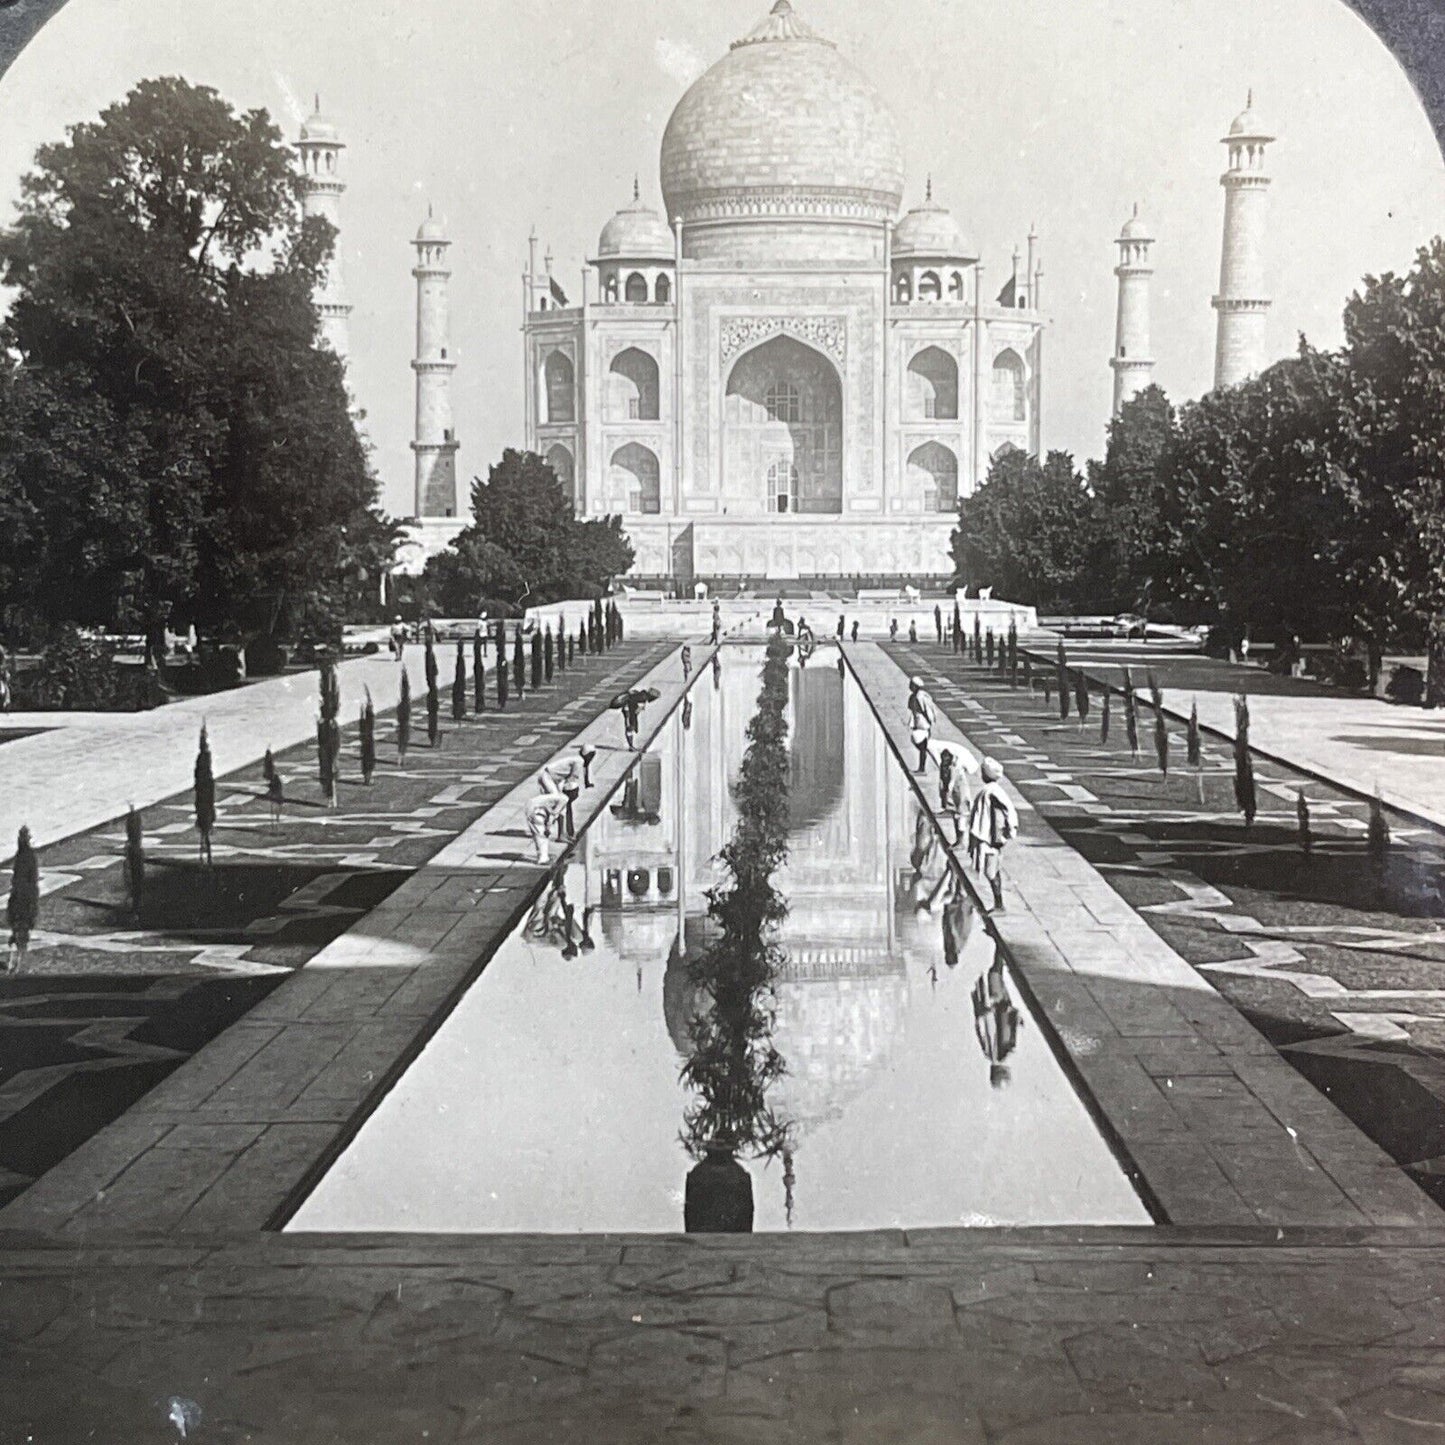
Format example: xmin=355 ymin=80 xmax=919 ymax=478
xmin=521 ymin=0 xmax=1044 ymax=584
xmin=300 ymin=0 xmax=1277 ymax=586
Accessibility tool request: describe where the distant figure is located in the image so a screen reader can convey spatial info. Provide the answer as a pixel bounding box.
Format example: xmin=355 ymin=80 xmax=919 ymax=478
xmin=850 ymin=620 xmax=859 ymax=643
xmin=938 ymin=746 xmax=975 ymax=845
xmin=973 ymin=954 xmax=1023 ymax=1087
xmin=908 ymin=619 xmax=918 ymax=644
xmin=770 ymin=598 xmax=787 ymax=631
xmin=889 ymin=618 xmax=898 ymax=641
xmin=267 ymin=771 xmax=284 ymax=828
xmin=836 ymin=614 xmax=845 ymax=640
xmin=681 ymin=645 xmax=693 ymax=680
xmin=684 ymin=1142 xmax=754 ymax=1233
xmin=710 ymin=602 xmax=722 ymax=645
xmin=907 ymin=675 xmax=937 ymax=773
xmin=389 ymin=617 xmax=407 ymax=660
xmin=968 ymin=757 xmax=1020 ymax=913
xmin=934 ymin=604 xmax=943 ymax=644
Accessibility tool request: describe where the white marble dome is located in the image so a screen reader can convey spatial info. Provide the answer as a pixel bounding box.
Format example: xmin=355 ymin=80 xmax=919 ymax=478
xmin=659 ymin=0 xmax=904 ymax=246
xmin=597 ymin=189 xmax=675 ymax=260
xmin=893 ymin=191 xmax=971 ymax=259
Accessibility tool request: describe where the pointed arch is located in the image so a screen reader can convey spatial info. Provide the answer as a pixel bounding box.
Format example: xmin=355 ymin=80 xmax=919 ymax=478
xmin=906 ymin=346 xmax=958 ymax=421
xmin=991 ymin=349 xmax=1026 ymax=421
xmin=542 ymin=350 xmax=574 ymax=424
xmin=624 ymin=271 xmax=649 ymax=304
xmin=545 ymin=443 xmax=577 ymax=508
xmin=611 ymin=442 xmax=661 ymax=514
xmin=608 ymin=347 xmax=660 ymax=421
xmin=907 ymin=441 xmax=959 ymax=513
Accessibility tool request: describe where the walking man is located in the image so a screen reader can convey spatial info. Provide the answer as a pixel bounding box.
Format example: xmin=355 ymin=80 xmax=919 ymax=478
xmin=889 ymin=618 xmax=898 ymax=642
xmin=836 ymin=614 xmax=845 ymax=641
xmin=710 ymin=602 xmax=722 ymax=646
xmin=938 ymin=746 xmax=975 ymax=845
xmin=681 ymin=644 xmax=693 ymax=680
xmin=906 ymin=675 xmax=936 ymax=774
xmin=850 ymin=620 xmax=859 ymax=643
xmin=389 ymin=616 xmax=407 ymax=661
xmin=967 ymin=757 xmax=1020 ymax=913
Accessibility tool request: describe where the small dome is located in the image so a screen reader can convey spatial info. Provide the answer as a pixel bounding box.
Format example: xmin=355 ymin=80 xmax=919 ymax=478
xmin=1227 ymin=92 xmax=1273 ymax=141
xmin=1120 ymin=205 xmax=1152 ymax=241
xmin=596 ymin=185 xmax=674 ymax=260
xmin=299 ymin=101 xmax=342 ymax=145
xmin=893 ymin=184 xmax=971 ymax=259
xmin=416 ymin=209 xmax=448 ymax=243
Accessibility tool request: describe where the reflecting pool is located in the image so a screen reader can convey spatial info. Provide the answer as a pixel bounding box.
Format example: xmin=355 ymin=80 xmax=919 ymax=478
xmin=289 ymin=646 xmax=1150 ymax=1232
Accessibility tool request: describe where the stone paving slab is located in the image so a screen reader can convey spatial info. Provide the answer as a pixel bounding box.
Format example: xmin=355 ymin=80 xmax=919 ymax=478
xmin=840 ymin=641 xmax=1439 ymax=1229
xmin=3 ymin=1229 xmax=1445 ymax=1442
xmin=0 ymin=642 xmax=705 ymax=1239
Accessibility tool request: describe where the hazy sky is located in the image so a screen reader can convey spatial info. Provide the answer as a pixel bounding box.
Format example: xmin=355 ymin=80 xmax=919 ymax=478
xmin=0 ymin=0 xmax=1441 ymax=516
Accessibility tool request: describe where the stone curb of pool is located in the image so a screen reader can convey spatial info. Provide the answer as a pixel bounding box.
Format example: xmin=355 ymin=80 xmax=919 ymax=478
xmin=838 ymin=641 xmax=1439 ymax=1230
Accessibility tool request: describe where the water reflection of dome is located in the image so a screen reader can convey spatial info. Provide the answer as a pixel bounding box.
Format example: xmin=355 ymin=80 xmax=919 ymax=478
xmin=787 ymin=666 xmax=845 ymax=832
xmin=664 ymin=919 xmax=910 ymax=1140
xmin=600 ymin=910 xmax=680 ymax=964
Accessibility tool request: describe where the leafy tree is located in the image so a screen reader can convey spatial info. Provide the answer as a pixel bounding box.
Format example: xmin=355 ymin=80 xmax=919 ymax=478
xmin=423 ymin=450 xmax=633 ymax=610
xmin=952 ymin=449 xmax=1103 ymax=610
xmin=1087 ymin=385 xmax=1177 ymax=611
xmin=0 ymin=77 xmax=388 ymax=642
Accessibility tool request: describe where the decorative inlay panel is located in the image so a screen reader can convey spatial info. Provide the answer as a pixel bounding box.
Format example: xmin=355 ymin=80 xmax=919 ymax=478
xmin=720 ymin=315 xmax=847 ymax=367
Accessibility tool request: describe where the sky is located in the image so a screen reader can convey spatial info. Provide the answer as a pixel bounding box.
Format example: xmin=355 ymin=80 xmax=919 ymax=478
xmin=0 ymin=0 xmax=1441 ymax=517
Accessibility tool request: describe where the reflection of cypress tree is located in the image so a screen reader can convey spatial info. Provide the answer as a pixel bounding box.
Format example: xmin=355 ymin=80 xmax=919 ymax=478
xmin=452 ymin=642 xmax=466 ymax=722
xmin=1057 ymin=642 xmax=1070 ymax=720
xmin=681 ymin=635 xmax=794 ymax=1164
xmin=530 ymin=630 xmax=543 ymax=690
xmin=1007 ymin=619 xmax=1018 ymax=686
xmin=1187 ymin=698 xmax=1202 ymax=803
xmin=1100 ymin=689 xmax=1111 ymax=746
xmin=397 ymin=670 xmax=412 ymax=760
xmin=1297 ymin=789 xmax=1312 ymax=856
xmin=1148 ymin=671 xmax=1168 ymax=777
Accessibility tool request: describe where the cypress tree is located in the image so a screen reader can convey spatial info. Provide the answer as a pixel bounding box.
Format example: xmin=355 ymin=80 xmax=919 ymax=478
xmin=123 ymin=806 xmax=145 ymax=918
xmin=1368 ymin=788 xmax=1391 ymax=858
xmin=952 ymin=601 xmax=963 ymax=654
xmin=1187 ymin=699 xmax=1203 ymax=803
xmin=427 ymin=670 xmax=440 ymax=746
xmin=473 ymin=633 xmax=485 ymax=712
xmin=7 ymin=826 xmax=39 ymax=971
xmin=194 ymin=726 xmax=216 ymax=864
xmin=1123 ymin=667 xmax=1139 ymax=758
xmin=973 ymin=614 xmax=983 ymax=664
xmin=616 ymin=602 xmax=625 ymax=643
xmin=360 ymin=690 xmax=376 ymax=784
xmin=1233 ymin=694 xmax=1256 ymax=826
xmin=424 ymin=634 xmax=438 ymax=693
xmin=452 ymin=641 xmax=466 ymax=722
xmin=1057 ymin=642 xmax=1070 ymax=720
xmin=986 ymin=629 xmax=995 ymax=669
xmin=1075 ymin=672 xmax=1089 ymax=725
xmin=513 ymin=628 xmax=526 ymax=694
xmin=497 ymin=653 xmax=509 ymax=710
xmin=1149 ymin=671 xmax=1168 ymax=777
xmin=398 ymin=669 xmax=412 ymax=760
xmin=1023 ymin=654 xmax=1033 ymax=692
xmin=544 ymin=625 xmax=554 ymax=682
xmin=1297 ymin=789 xmax=1312 ymax=856
xmin=263 ymin=747 xmax=276 ymax=786
xmin=1100 ymin=688 xmax=1111 ymax=745
xmin=1007 ymin=619 xmax=1018 ymax=686
xmin=531 ymin=630 xmax=543 ymax=690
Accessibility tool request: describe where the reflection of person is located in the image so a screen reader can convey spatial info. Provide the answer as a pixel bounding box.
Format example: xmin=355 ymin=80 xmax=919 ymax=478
xmin=973 ymin=955 xmax=1023 ymax=1087
xmin=941 ymin=874 xmax=975 ymax=967
xmin=906 ymin=676 xmax=936 ymax=774
xmin=836 ymin=614 xmax=845 ymax=639
xmin=712 ymin=652 xmax=722 ymax=689
xmin=850 ymin=620 xmax=859 ymax=643
xmin=681 ymin=645 xmax=693 ymax=680
xmin=684 ymin=1141 xmax=754 ymax=1233
xmin=682 ymin=698 xmax=693 ymax=731
xmin=967 ymin=757 xmax=1019 ymax=913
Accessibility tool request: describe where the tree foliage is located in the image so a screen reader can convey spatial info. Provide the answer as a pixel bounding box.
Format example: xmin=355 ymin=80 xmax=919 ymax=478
xmin=421 ymin=450 xmax=634 ymax=613
xmin=0 ymin=77 xmax=390 ymax=643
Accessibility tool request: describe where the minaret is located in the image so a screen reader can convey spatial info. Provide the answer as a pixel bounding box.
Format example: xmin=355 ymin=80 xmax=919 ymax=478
xmin=296 ymin=98 xmax=352 ymax=360
xmin=1212 ymin=93 xmax=1274 ymax=389
xmin=411 ymin=209 xmax=459 ymax=520
xmin=1110 ymin=204 xmax=1156 ymax=415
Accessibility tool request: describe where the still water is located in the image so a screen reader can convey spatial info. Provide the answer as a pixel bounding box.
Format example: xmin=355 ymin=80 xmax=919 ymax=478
xmin=290 ymin=647 xmax=1149 ymax=1232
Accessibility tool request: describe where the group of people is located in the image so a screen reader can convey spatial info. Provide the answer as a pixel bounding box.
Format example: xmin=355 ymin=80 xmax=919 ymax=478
xmin=906 ymin=675 xmax=1018 ymax=914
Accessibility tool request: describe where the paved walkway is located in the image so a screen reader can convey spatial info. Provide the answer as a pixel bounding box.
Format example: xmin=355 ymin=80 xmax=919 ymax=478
xmin=1037 ymin=643 xmax=1445 ymax=833
xmin=841 ymin=642 xmax=1438 ymax=1229
xmin=0 ymin=643 xmax=704 ymax=1238
xmin=0 ymin=654 xmax=405 ymax=861
xmin=4 ymin=1228 xmax=1445 ymax=1442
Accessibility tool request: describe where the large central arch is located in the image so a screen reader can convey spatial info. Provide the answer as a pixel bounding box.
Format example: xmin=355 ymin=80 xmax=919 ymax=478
xmin=723 ymin=334 xmax=843 ymax=516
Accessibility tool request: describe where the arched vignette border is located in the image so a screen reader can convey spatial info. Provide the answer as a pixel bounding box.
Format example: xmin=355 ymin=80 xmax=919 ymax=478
xmin=0 ymin=0 xmax=1444 ymax=161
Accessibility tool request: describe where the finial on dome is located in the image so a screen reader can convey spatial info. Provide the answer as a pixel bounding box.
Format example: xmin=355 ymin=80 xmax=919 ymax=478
xmin=925 ymin=175 xmax=933 ymax=203
xmin=772 ymin=0 xmax=793 ymax=13
xmin=633 ymin=175 xmax=640 ymax=203
xmin=1247 ymin=87 xmax=1254 ymax=109
xmin=313 ymin=93 xmax=320 ymax=114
